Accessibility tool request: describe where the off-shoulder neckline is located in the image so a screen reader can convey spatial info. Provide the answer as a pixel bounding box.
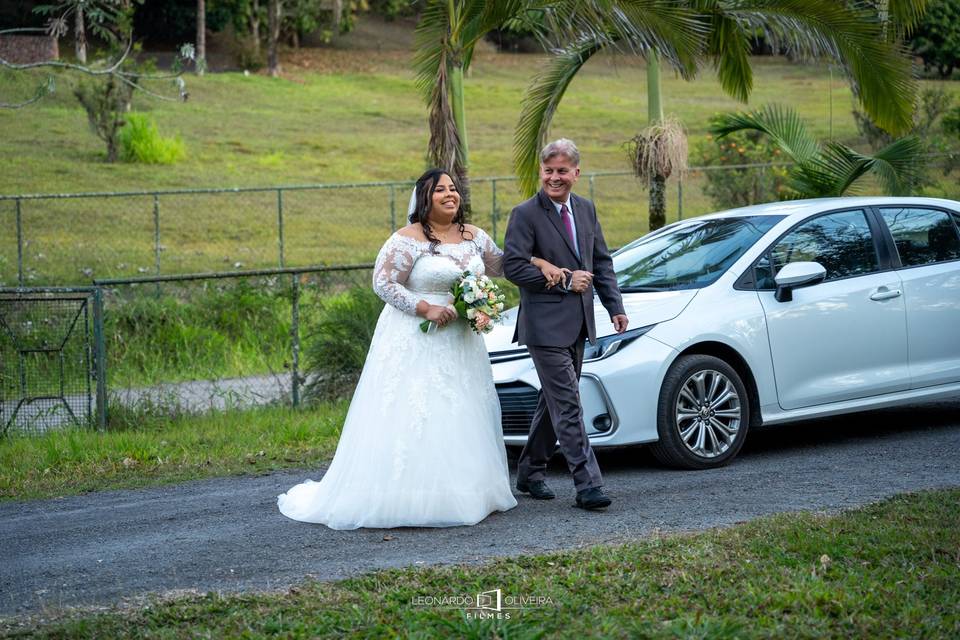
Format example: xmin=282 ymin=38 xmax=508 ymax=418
xmin=391 ymin=228 xmax=487 ymax=247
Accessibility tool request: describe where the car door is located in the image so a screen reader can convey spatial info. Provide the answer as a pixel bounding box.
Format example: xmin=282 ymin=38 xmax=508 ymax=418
xmin=876 ymin=206 xmax=960 ymax=388
xmin=754 ymin=208 xmax=910 ymax=411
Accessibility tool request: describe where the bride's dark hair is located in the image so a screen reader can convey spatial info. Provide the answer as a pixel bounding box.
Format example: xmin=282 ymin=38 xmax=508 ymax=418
xmin=409 ymin=168 xmax=471 ymax=252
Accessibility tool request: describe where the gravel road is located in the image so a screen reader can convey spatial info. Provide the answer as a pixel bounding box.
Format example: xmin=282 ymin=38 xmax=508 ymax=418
xmin=2 ymin=400 xmax=958 ymax=616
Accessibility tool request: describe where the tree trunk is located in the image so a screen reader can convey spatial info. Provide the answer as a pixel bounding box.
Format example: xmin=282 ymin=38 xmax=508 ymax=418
xmin=196 ymin=0 xmax=206 ymax=75
xmin=331 ymin=0 xmax=343 ymax=39
xmin=647 ymin=50 xmax=666 ymax=231
xmin=649 ymin=174 xmax=666 ymax=231
xmin=450 ymin=62 xmax=468 ymax=172
xmin=250 ymin=0 xmax=261 ymax=57
xmin=450 ymin=61 xmax=470 ymax=207
xmin=267 ymin=0 xmax=281 ymax=77
xmin=647 ymin=50 xmax=663 ymax=124
xmin=74 ymin=7 xmax=87 ymax=64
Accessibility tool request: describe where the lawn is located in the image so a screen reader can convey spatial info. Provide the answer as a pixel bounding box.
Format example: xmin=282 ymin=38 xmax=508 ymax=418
xmin=0 ymin=401 xmax=347 ymax=501
xmin=4 ymin=49 xmax=959 ymax=286
xmin=4 ymin=489 xmax=957 ymax=638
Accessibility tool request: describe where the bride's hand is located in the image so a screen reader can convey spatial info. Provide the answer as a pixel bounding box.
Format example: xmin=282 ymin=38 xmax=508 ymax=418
xmin=532 ymin=257 xmax=570 ymax=289
xmin=423 ymin=303 xmax=458 ymax=327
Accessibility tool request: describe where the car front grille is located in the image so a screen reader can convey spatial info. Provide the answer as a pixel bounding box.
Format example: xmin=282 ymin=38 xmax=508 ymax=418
xmin=496 ymin=382 xmax=539 ymax=436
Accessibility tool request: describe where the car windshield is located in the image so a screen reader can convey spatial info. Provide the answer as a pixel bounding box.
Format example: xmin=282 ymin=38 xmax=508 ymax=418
xmin=613 ymin=215 xmax=784 ymax=291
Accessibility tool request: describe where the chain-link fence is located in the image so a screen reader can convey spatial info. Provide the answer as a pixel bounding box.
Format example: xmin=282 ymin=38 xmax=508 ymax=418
xmin=6 ymin=158 xmax=960 ymax=289
xmin=4 ymin=158 xmax=960 ymax=434
xmin=1 ymin=267 xmax=376 ymax=435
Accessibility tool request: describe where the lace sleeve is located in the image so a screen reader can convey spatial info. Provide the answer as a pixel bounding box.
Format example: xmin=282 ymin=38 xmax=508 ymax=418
xmin=372 ymin=234 xmax=422 ymax=315
xmin=474 ymin=228 xmax=504 ymax=277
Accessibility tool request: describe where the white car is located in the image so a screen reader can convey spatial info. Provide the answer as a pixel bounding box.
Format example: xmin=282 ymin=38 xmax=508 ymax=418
xmin=486 ymin=197 xmax=960 ymax=469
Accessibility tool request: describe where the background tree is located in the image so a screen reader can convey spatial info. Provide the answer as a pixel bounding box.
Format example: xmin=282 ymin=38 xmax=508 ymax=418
xmin=413 ymin=0 xmax=541 ymax=202
xmin=710 ymin=104 xmax=924 ymax=198
xmin=33 ymin=0 xmax=128 ymax=63
xmin=267 ymin=0 xmax=281 ymax=76
xmin=514 ymin=0 xmax=926 ymax=231
xmin=197 ymin=0 xmax=206 ymax=74
xmin=909 ymin=0 xmax=960 ymax=78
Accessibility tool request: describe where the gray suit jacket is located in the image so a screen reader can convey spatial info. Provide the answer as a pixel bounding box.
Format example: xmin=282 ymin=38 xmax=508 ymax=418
xmin=503 ymin=190 xmax=625 ymax=347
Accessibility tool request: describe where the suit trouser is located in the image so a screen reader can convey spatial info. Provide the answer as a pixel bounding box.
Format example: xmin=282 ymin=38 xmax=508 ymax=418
xmin=517 ymin=326 xmax=603 ymax=492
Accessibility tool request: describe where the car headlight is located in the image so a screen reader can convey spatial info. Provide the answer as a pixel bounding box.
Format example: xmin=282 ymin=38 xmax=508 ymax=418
xmin=583 ymin=324 xmax=655 ymax=362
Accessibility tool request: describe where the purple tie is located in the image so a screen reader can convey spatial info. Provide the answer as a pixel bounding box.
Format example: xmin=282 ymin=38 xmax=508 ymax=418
xmin=560 ymin=203 xmax=576 ymax=251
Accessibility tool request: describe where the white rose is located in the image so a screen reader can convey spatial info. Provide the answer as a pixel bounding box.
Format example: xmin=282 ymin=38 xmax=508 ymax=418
xmin=466 ymin=308 xmax=477 ymax=319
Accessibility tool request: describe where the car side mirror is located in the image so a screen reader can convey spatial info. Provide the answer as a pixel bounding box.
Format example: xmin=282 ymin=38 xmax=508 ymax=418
xmin=773 ymin=261 xmax=827 ymax=302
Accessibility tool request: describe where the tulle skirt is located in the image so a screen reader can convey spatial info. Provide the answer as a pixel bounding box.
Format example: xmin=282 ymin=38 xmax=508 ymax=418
xmin=278 ymin=299 xmax=517 ymax=529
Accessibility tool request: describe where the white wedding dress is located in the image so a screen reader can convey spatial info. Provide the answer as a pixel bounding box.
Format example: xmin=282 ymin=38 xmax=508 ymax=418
xmin=277 ymin=228 xmax=518 ymax=529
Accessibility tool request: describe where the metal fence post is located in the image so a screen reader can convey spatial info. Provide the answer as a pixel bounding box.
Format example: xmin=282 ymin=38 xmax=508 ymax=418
xmin=277 ymin=189 xmax=285 ymax=268
xmin=678 ymin=175 xmax=684 ymax=221
xmin=389 ymin=184 xmax=397 ymax=232
xmin=15 ymin=198 xmax=24 ymax=287
xmin=153 ymin=194 xmax=162 ymax=275
xmin=491 ymin=179 xmax=498 ymax=242
xmin=92 ymin=286 xmax=107 ymax=428
xmin=290 ymin=273 xmax=300 ymax=408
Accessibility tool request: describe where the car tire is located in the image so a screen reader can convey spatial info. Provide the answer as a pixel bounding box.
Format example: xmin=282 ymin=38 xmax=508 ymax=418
xmin=649 ymin=354 xmax=750 ymax=470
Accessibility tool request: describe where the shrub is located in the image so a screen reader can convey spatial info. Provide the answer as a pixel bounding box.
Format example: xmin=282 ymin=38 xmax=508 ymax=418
xmin=74 ymin=74 xmax=133 ymax=162
xmin=303 ymin=286 xmax=384 ymax=401
xmin=119 ymin=113 xmax=186 ymax=164
xmin=694 ymin=126 xmax=789 ymax=209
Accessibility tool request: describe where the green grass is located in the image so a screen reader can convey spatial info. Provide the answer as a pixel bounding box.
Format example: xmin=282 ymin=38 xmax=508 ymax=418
xmin=0 ymin=401 xmax=347 ymax=501
xmin=4 ymin=489 xmax=958 ymax=638
xmin=4 ymin=53 xmax=959 ymax=286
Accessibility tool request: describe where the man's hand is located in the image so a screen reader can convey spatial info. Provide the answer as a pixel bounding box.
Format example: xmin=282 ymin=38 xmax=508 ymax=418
xmin=611 ymin=314 xmax=629 ymax=334
xmin=568 ymin=270 xmax=594 ymax=293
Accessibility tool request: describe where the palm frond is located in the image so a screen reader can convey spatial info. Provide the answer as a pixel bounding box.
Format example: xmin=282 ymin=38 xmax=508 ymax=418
xmin=714 ymin=0 xmax=916 ymax=134
xmin=539 ymin=0 xmax=703 ymax=78
xmin=864 ymin=134 xmax=925 ymax=194
xmin=810 ymin=143 xmax=874 ymax=196
xmin=412 ymin=1 xmax=451 ymax=104
xmin=884 ymin=0 xmax=929 ymax=37
xmin=709 ymin=104 xmax=819 ymax=165
xmin=705 ymin=11 xmax=752 ymax=102
xmin=512 ymin=37 xmax=605 ymax=197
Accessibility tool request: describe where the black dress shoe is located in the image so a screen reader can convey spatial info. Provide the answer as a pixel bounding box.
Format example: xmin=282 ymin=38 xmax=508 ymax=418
xmin=575 ymin=487 xmax=612 ymax=510
xmin=516 ymin=479 xmax=556 ymax=500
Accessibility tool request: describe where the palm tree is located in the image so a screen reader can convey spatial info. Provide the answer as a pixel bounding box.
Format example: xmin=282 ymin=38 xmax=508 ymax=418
xmin=710 ymin=104 xmax=923 ymax=198
xmin=514 ymin=0 xmax=927 ymax=230
xmin=413 ymin=1 xmax=538 ymax=202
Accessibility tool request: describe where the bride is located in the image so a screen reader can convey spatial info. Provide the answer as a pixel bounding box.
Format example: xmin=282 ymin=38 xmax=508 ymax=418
xmin=277 ymin=168 xmax=564 ymax=529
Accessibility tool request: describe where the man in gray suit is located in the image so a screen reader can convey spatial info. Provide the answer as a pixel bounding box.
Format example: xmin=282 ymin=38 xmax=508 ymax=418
xmin=503 ymin=138 xmax=629 ymax=510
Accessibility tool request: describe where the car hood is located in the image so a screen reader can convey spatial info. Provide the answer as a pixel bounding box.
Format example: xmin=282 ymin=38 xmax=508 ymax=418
xmin=484 ymin=289 xmax=698 ymax=353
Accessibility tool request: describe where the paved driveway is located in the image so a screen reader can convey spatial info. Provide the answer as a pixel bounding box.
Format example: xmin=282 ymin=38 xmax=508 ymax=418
xmin=2 ymin=400 xmax=958 ymax=616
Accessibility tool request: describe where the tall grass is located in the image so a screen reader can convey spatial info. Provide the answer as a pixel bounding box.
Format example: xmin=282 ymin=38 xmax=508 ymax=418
xmin=105 ymin=280 xmax=295 ymax=386
xmin=119 ymin=114 xmax=187 ymax=164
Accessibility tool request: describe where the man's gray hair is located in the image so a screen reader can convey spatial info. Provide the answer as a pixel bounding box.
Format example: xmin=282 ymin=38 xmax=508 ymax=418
xmin=540 ymin=138 xmax=580 ymax=166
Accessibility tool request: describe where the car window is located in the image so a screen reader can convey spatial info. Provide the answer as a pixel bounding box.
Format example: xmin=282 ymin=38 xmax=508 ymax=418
xmin=756 ymin=210 xmax=878 ymax=289
xmin=880 ymin=207 xmax=960 ymax=267
xmin=612 ymin=216 xmax=783 ymax=291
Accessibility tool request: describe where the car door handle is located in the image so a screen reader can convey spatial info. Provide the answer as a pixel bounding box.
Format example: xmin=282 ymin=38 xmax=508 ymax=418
xmin=869 ymin=288 xmax=902 ymax=301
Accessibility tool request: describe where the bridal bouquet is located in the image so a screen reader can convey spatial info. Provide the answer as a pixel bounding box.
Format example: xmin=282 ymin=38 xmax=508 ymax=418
xmin=420 ymin=271 xmax=506 ymax=334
